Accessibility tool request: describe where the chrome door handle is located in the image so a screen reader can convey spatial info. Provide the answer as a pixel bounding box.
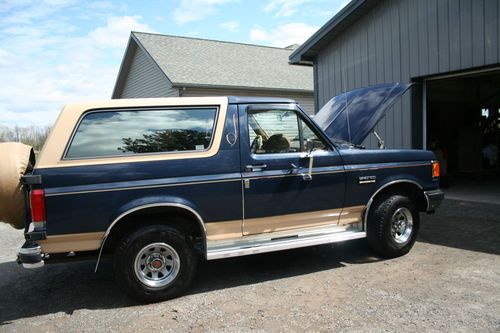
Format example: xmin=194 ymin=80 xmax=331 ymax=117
xmin=287 ymin=163 xmax=311 ymax=180
xmin=245 ymin=164 xmax=267 ymax=172
xmin=288 ymin=163 xmax=299 ymax=174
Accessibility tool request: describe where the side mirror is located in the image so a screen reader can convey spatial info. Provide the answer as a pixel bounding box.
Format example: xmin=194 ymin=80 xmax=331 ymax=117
xmin=305 ymin=139 xmax=314 ymax=155
xmin=303 ymin=139 xmax=314 ymax=181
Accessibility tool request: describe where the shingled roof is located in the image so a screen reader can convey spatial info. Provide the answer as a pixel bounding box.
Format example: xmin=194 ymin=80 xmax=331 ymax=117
xmin=114 ymin=32 xmax=313 ymax=94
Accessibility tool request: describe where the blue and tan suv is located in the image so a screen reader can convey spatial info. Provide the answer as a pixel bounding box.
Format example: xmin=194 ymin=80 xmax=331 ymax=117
xmin=4 ymin=83 xmax=443 ymax=302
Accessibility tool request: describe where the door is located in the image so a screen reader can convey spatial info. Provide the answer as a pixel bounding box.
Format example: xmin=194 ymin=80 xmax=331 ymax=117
xmin=239 ymin=103 xmax=346 ymax=236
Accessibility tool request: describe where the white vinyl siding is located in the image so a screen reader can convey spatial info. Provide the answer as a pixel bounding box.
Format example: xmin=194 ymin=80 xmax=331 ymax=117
xmin=120 ymin=47 xmax=178 ymax=98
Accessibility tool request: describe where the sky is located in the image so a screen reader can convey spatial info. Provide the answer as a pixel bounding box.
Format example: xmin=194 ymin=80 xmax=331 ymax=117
xmin=0 ymin=0 xmax=349 ymax=126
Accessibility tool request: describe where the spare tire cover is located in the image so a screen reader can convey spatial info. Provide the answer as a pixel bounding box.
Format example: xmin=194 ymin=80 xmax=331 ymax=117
xmin=0 ymin=142 xmax=35 ymax=229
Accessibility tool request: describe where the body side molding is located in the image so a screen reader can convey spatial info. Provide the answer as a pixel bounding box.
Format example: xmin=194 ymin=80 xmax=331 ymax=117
xmin=94 ymin=203 xmax=207 ymax=272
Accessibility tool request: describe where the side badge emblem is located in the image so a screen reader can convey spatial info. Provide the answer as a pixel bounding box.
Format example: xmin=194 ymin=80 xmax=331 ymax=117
xmin=359 ymin=175 xmax=376 ymax=184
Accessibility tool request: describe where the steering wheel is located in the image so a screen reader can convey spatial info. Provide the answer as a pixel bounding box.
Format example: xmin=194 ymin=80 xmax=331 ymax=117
xmin=250 ymin=135 xmax=263 ymax=153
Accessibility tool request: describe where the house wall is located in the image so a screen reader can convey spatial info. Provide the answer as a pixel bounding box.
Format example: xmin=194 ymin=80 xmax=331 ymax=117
xmin=115 ymin=46 xmax=314 ymax=115
xmin=181 ymin=88 xmax=315 ymax=115
xmin=119 ymin=46 xmax=179 ymax=98
xmin=314 ymin=0 xmax=500 ymax=148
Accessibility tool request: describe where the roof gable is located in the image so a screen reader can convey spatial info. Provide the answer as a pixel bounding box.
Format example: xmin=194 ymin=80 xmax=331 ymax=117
xmin=129 ymin=32 xmax=313 ymax=92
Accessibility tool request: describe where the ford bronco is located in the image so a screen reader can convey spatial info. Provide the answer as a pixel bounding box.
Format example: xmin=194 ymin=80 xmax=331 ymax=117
xmin=6 ymin=83 xmax=443 ymax=302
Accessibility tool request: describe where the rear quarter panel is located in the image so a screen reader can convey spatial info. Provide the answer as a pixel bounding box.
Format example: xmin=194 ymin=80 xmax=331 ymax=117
xmin=33 ymin=100 xmax=242 ymax=253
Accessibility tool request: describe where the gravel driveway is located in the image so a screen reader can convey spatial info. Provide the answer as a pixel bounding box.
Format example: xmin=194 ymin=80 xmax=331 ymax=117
xmin=1 ymin=199 xmax=499 ymax=332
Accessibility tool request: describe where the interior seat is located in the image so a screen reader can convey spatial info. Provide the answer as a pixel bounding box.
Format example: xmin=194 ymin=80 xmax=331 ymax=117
xmin=261 ymin=134 xmax=290 ymax=153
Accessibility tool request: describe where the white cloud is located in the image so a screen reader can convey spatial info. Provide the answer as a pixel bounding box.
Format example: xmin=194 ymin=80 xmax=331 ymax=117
xmin=1 ymin=0 xmax=79 ymax=25
xmin=89 ymin=15 xmax=153 ymax=48
xmin=263 ymin=0 xmax=310 ymax=17
xmin=87 ymin=1 xmax=114 ymax=11
xmin=264 ymin=0 xmax=349 ymax=19
xmin=0 ymin=48 xmax=14 ymax=66
xmin=336 ymin=0 xmax=350 ymax=12
xmin=0 ymin=3 xmax=156 ymax=126
xmin=173 ymin=0 xmax=233 ymax=25
xmin=219 ymin=20 xmax=240 ymax=32
xmin=249 ymin=23 xmax=319 ymax=48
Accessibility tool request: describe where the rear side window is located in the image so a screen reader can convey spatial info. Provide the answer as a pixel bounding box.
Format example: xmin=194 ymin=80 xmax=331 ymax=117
xmin=65 ymin=108 xmax=218 ymax=159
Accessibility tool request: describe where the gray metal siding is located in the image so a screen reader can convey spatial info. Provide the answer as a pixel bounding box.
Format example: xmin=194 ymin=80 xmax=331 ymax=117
xmin=182 ymin=88 xmax=315 ymax=115
xmin=314 ymin=0 xmax=500 ymax=149
xmin=120 ymin=47 xmax=178 ymax=98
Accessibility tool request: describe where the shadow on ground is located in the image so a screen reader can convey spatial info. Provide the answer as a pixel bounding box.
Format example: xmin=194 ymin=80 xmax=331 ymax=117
xmin=418 ymin=199 xmax=500 ymax=255
xmin=1 ymin=199 xmax=498 ymax=324
xmin=0 ymin=239 xmax=380 ymax=324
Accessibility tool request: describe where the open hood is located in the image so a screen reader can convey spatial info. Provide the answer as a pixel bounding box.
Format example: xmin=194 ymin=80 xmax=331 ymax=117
xmin=313 ymin=83 xmax=413 ymax=146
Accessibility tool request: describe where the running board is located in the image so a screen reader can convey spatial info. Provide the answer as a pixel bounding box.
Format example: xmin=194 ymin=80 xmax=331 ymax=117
xmin=206 ymin=228 xmax=366 ymax=260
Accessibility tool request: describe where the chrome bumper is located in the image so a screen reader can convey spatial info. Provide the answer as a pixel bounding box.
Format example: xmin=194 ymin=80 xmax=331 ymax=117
xmin=17 ymin=241 xmax=45 ymax=269
xmin=424 ymin=189 xmax=444 ymax=213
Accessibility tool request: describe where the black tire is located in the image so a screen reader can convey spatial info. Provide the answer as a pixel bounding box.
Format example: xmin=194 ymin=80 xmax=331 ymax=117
xmin=367 ymin=194 xmax=419 ymax=258
xmin=114 ymin=225 xmax=197 ymax=302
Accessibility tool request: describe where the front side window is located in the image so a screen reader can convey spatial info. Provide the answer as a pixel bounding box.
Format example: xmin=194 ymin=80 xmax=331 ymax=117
xmin=66 ymin=108 xmax=217 ymax=159
xmin=299 ymin=118 xmax=327 ymax=151
xmin=247 ymin=109 xmax=326 ymax=154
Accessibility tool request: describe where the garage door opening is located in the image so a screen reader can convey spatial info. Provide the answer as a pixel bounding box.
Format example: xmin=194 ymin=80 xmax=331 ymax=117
xmin=426 ymin=70 xmax=500 ymax=199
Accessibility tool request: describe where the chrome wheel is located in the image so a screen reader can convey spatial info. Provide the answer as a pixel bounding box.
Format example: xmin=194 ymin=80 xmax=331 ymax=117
xmin=390 ymin=207 xmax=413 ymax=244
xmin=134 ymin=242 xmax=180 ymax=288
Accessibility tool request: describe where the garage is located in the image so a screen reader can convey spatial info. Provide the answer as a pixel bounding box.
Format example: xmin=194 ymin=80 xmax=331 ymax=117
xmin=289 ymin=0 xmax=500 ymax=202
xmin=425 ymin=69 xmax=500 ymax=188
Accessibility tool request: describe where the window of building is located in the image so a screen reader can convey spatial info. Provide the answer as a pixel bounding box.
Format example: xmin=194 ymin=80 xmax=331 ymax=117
xmin=65 ymin=108 xmax=217 ymax=159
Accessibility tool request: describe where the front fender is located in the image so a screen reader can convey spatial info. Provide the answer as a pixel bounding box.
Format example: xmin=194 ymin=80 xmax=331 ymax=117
xmin=363 ymin=178 xmax=425 ymax=230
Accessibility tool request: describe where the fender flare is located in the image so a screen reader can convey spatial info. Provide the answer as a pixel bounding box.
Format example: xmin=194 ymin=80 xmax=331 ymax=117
xmin=94 ymin=202 xmax=206 ymax=272
xmin=363 ymin=179 xmax=423 ymax=230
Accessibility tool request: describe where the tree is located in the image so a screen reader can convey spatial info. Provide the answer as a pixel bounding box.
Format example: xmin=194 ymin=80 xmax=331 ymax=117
xmin=118 ymin=129 xmax=210 ymax=153
xmin=0 ymin=125 xmax=51 ymax=151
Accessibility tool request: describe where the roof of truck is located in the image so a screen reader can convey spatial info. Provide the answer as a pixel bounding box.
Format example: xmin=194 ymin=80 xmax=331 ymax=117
xmin=35 ymin=95 xmax=301 ymax=169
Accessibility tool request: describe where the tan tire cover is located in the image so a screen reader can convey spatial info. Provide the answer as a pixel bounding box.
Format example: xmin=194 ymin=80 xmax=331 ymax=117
xmin=0 ymin=142 xmax=35 ymax=229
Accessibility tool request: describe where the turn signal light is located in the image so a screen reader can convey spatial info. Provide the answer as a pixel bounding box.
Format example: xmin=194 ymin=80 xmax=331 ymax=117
xmin=30 ymin=189 xmax=46 ymax=226
xmin=432 ymin=161 xmax=440 ymax=178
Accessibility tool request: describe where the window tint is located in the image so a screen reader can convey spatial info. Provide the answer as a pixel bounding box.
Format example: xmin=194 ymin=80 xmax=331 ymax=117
xmin=247 ymin=109 xmax=326 ymax=154
xmin=66 ymin=108 xmax=217 ymax=159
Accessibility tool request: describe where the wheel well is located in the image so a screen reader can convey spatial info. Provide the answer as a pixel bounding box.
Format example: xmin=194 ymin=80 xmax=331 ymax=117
xmin=103 ymin=206 xmax=205 ymax=255
xmin=367 ymin=182 xmax=428 ymax=217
